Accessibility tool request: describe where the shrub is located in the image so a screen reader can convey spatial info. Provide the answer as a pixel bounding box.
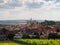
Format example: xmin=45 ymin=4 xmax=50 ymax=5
xmin=48 ymin=33 xmax=60 ymax=39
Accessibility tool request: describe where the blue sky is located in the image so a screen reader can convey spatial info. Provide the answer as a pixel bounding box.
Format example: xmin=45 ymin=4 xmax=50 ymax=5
xmin=0 ymin=0 xmax=60 ymax=21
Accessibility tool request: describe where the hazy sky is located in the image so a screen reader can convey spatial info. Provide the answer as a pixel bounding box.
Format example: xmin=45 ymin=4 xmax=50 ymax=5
xmin=0 ymin=0 xmax=60 ymax=21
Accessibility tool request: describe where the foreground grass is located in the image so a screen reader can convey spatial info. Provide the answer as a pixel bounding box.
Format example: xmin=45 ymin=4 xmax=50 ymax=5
xmin=14 ymin=39 xmax=60 ymax=45
xmin=0 ymin=41 xmax=20 ymax=45
xmin=0 ymin=39 xmax=60 ymax=45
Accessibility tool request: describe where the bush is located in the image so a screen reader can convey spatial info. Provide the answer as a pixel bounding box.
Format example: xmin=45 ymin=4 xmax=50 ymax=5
xmin=7 ymin=33 xmax=15 ymax=40
xmin=48 ymin=33 xmax=60 ymax=39
xmin=22 ymin=34 xmax=30 ymax=39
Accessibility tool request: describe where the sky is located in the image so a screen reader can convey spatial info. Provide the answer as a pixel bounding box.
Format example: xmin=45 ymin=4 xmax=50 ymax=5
xmin=0 ymin=0 xmax=60 ymax=21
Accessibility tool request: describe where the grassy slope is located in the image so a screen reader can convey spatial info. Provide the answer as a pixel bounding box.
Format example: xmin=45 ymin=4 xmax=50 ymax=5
xmin=0 ymin=39 xmax=60 ymax=45
xmin=0 ymin=41 xmax=20 ymax=45
xmin=14 ymin=39 xmax=60 ymax=45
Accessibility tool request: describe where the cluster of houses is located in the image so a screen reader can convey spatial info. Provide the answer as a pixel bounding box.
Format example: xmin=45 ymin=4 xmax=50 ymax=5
xmin=0 ymin=19 xmax=60 ymax=39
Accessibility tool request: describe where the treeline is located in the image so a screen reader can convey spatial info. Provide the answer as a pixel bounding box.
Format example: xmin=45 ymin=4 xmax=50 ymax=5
xmin=41 ymin=20 xmax=56 ymax=26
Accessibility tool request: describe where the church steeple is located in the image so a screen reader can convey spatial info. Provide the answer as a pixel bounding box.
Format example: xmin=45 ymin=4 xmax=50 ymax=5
xmin=30 ymin=18 xmax=33 ymax=21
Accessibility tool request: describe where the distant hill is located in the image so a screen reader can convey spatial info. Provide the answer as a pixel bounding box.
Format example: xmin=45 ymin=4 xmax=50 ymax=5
xmin=0 ymin=20 xmax=44 ymax=25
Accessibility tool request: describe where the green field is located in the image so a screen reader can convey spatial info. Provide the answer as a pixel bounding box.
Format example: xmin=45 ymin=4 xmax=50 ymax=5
xmin=0 ymin=39 xmax=60 ymax=45
xmin=0 ymin=41 xmax=20 ymax=45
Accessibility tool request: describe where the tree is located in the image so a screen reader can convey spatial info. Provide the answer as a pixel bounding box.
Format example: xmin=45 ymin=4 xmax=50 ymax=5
xmin=41 ymin=20 xmax=56 ymax=26
xmin=56 ymin=29 xmax=60 ymax=32
xmin=22 ymin=34 xmax=30 ymax=39
xmin=48 ymin=33 xmax=60 ymax=39
xmin=7 ymin=33 xmax=15 ymax=40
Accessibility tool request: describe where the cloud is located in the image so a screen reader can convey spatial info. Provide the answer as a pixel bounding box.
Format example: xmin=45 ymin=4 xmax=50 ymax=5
xmin=45 ymin=0 xmax=56 ymax=2
xmin=0 ymin=0 xmax=60 ymax=21
xmin=56 ymin=0 xmax=60 ymax=2
xmin=0 ymin=0 xmax=22 ymax=9
xmin=2 ymin=8 xmax=59 ymax=21
xmin=26 ymin=2 xmax=44 ymax=9
xmin=0 ymin=0 xmax=7 ymax=5
xmin=0 ymin=0 xmax=4 ymax=3
xmin=0 ymin=0 xmax=59 ymax=9
xmin=0 ymin=11 xmax=10 ymax=20
xmin=7 ymin=0 xmax=22 ymax=7
xmin=24 ymin=0 xmax=59 ymax=9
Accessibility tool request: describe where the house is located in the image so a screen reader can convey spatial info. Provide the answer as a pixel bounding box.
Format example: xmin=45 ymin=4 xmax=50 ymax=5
xmin=14 ymin=32 xmax=23 ymax=38
xmin=54 ymin=25 xmax=60 ymax=30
